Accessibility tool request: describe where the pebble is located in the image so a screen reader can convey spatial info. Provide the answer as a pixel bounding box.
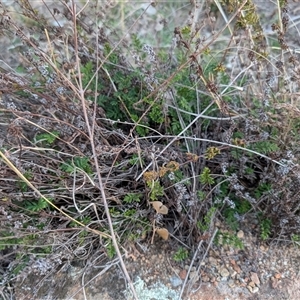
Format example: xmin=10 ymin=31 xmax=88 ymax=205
xmin=248 ymin=281 xmax=256 ymax=288
xmin=231 ymin=271 xmax=237 ymax=278
xmin=260 ymin=245 xmax=266 ymax=251
xmin=274 ymin=273 xmax=281 ymax=279
xmin=271 ymin=277 xmax=280 ymax=289
xmin=250 ymin=272 xmax=260 ymax=286
xmin=247 ymin=284 xmax=259 ymax=293
xmin=228 ymin=279 xmax=235 ymax=288
xmin=208 ymin=257 xmax=217 ymax=264
xmin=237 ymin=230 xmax=244 ymax=239
xmin=179 ymin=269 xmax=187 ymax=280
xmin=161 ymin=222 xmax=299 ymax=298
xmin=232 ymin=263 xmax=242 ymax=274
xmin=189 ymin=271 xmax=199 ymax=281
xmin=170 ymin=276 xmax=182 ymax=288
xmin=219 ymin=267 xmax=230 ymax=278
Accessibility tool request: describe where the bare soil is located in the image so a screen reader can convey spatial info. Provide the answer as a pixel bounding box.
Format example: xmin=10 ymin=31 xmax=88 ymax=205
xmin=13 ymin=229 xmax=300 ymax=300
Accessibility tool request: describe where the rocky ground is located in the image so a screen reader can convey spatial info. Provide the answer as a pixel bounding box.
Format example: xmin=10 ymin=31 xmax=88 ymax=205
xmin=13 ymin=218 xmax=300 ymax=300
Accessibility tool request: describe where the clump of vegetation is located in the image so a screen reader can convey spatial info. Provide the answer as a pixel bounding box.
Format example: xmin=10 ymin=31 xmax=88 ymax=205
xmin=0 ymin=0 xmax=300 ymax=298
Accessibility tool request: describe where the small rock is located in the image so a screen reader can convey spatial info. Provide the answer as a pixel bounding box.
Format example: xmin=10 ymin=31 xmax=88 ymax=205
xmin=271 ymin=277 xmax=279 ymax=289
xmin=260 ymin=245 xmax=266 ymax=251
xmin=202 ymin=275 xmax=210 ymax=282
xmin=170 ymin=276 xmax=182 ymax=288
xmin=208 ymin=257 xmax=217 ymax=264
xmin=247 ymin=285 xmax=253 ymax=293
xmin=252 ymin=287 xmax=259 ymax=293
xmin=189 ymin=271 xmax=199 ymax=281
xmin=219 ymin=267 xmax=230 ymax=278
xmin=249 ymin=281 xmax=256 ymax=288
xmin=275 ymin=273 xmax=281 ymax=279
xmin=232 ymin=263 xmax=242 ymax=274
xmin=230 ymin=259 xmax=236 ymax=265
xmin=250 ymin=272 xmax=260 ymax=286
xmin=228 ymin=279 xmax=235 ymax=288
xmin=179 ymin=269 xmax=187 ymax=280
xmin=231 ymin=271 xmax=237 ymax=278
xmin=237 ymin=230 xmax=244 ymax=239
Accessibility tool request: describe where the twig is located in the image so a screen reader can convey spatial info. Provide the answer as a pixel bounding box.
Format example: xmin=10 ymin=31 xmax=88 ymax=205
xmin=179 ymin=240 xmax=204 ymax=299
xmin=179 ymin=229 xmax=218 ymax=299
xmin=191 ymin=229 xmax=218 ymax=295
xmin=70 ymin=1 xmax=138 ymax=299
xmin=67 ymin=258 xmax=120 ymax=300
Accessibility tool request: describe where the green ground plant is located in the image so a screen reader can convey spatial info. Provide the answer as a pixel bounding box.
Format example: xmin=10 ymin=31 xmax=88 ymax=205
xmin=291 ymin=234 xmax=300 ymax=246
xmin=258 ymin=213 xmax=272 ymax=241
xmin=60 ymin=156 xmax=93 ymax=175
xmin=173 ymin=247 xmax=189 ymax=262
xmin=34 ymin=131 xmax=59 ymax=146
xmin=215 ymin=231 xmax=244 ymax=250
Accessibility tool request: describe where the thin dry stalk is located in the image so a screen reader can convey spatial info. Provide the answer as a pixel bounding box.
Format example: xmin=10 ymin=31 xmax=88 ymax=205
xmin=182 ymin=229 xmax=218 ymax=298
xmin=68 ymin=2 xmax=138 ymax=299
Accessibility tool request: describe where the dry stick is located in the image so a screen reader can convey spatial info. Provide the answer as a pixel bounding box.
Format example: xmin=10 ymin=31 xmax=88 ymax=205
xmin=191 ymin=229 xmax=219 ymax=294
xmin=11 ymin=113 xmax=88 ymax=155
xmin=74 ymin=258 xmax=120 ymax=300
xmin=179 ymin=229 xmax=218 ymax=299
xmin=136 ymin=135 xmax=286 ymax=167
xmin=178 ymin=240 xmax=203 ymax=300
xmin=0 ymin=150 xmax=110 ymax=239
xmin=67 ymin=2 xmax=152 ymax=185
xmin=70 ymin=2 xmax=138 ymax=299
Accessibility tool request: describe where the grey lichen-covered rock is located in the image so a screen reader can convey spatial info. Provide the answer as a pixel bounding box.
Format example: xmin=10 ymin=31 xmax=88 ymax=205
xmin=125 ymin=276 xmax=180 ymax=300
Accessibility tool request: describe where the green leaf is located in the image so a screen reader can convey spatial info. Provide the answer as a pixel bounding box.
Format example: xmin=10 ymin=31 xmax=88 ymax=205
xmin=25 ymin=198 xmax=52 ymax=212
xmin=35 ymin=131 xmax=59 ymax=145
xmin=147 ymin=181 xmax=164 ymax=201
xmin=173 ymin=247 xmax=189 ymax=262
xmin=200 ymin=167 xmax=215 ymax=185
xmin=124 ymin=193 xmax=142 ymax=204
xmin=60 ymin=156 xmax=92 ymax=174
